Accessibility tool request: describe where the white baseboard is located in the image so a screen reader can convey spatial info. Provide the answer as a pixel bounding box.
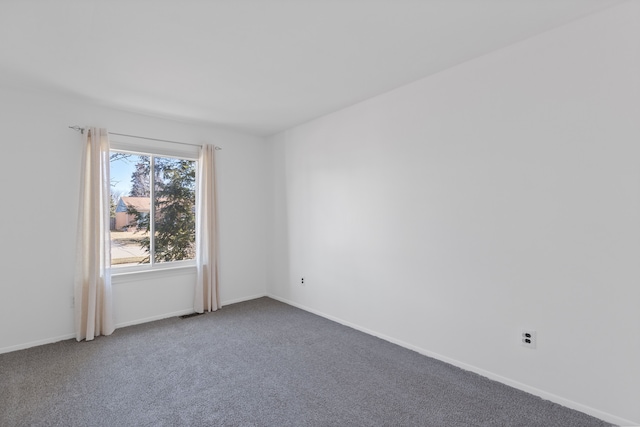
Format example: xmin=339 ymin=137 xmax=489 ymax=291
xmin=115 ymin=308 xmax=196 ymax=329
xmin=266 ymin=294 xmax=638 ymax=427
xmin=115 ymin=294 xmax=268 ymax=328
xmin=0 ymin=333 xmax=76 ymax=355
xmin=222 ymin=293 xmax=267 ymax=307
xmin=116 ymin=294 xmax=268 ymax=328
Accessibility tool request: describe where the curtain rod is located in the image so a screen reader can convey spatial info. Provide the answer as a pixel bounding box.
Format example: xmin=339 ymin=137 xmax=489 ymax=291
xmin=68 ymin=126 xmax=222 ymax=150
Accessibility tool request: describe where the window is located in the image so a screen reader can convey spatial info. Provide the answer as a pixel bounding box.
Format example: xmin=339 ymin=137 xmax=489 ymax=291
xmin=109 ymin=139 xmax=198 ymax=270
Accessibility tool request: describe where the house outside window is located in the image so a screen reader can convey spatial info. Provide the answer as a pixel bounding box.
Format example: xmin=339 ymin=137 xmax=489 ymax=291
xmin=114 ymin=196 xmax=149 ymax=231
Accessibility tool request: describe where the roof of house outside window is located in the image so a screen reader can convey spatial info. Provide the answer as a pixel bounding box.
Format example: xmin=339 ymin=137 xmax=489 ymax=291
xmin=116 ymin=197 xmax=150 ymax=213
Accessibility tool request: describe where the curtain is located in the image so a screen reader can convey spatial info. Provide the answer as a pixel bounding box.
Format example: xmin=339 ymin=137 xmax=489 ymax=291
xmin=74 ymin=127 xmax=115 ymax=341
xmin=194 ymin=144 xmax=221 ymax=312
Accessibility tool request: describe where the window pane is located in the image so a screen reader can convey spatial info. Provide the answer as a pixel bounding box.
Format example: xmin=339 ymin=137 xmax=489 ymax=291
xmin=152 ymin=156 xmax=196 ymax=263
xmin=110 ymin=153 xmax=151 ymax=266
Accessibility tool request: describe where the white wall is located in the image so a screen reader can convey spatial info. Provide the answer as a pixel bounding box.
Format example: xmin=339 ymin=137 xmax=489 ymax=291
xmin=267 ymin=2 xmax=640 ymax=425
xmin=0 ymin=83 xmax=269 ymax=353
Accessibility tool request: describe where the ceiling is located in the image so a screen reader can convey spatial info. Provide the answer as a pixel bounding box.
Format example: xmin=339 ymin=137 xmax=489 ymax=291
xmin=0 ymin=0 xmax=624 ymax=136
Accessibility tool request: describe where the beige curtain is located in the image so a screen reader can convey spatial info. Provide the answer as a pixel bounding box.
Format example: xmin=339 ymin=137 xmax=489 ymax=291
xmin=194 ymin=144 xmax=221 ymax=312
xmin=74 ymin=127 xmax=115 ymax=341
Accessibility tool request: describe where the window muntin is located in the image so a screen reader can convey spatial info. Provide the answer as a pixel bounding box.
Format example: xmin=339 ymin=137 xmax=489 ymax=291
xmin=110 ymin=150 xmax=196 ymax=269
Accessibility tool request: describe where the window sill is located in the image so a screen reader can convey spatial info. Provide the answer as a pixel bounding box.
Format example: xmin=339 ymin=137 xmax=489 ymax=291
xmin=111 ymin=263 xmax=197 ymax=284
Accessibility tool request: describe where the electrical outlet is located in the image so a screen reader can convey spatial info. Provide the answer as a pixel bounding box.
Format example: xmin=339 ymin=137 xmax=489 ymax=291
xmin=300 ymin=277 xmax=305 ymax=286
xmin=521 ymin=330 xmax=537 ymax=349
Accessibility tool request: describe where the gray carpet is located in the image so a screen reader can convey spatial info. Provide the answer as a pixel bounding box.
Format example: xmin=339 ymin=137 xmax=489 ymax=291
xmin=0 ymin=297 xmax=613 ymax=427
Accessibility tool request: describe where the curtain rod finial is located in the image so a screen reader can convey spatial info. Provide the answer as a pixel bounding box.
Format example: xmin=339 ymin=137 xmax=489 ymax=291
xmin=69 ymin=125 xmax=85 ymax=134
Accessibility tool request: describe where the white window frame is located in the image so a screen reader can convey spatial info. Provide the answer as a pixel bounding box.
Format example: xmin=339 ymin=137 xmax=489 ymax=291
xmin=110 ymin=135 xmax=199 ymax=276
